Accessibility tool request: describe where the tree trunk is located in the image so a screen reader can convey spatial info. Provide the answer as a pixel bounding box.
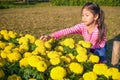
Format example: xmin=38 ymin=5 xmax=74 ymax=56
xmin=111 ymin=41 xmax=120 ymax=66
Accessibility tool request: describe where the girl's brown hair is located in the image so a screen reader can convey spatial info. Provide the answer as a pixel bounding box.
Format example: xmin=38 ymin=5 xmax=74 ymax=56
xmin=82 ymin=2 xmax=106 ymax=44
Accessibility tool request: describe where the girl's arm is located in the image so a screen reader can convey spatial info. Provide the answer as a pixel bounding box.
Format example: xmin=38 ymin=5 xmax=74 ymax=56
xmin=40 ymin=23 xmax=85 ymax=41
xmin=51 ymin=24 xmax=84 ymax=39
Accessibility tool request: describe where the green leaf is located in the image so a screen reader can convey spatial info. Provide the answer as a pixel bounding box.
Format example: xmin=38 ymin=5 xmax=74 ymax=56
xmin=36 ymin=72 xmax=45 ymax=80
xmin=72 ymin=50 xmax=77 ymax=56
xmin=3 ymin=61 xmax=20 ymax=75
xmin=69 ymin=73 xmax=76 ymax=79
xmin=28 ymin=43 xmax=36 ymax=52
xmin=81 ymin=62 xmax=94 ymax=72
xmin=97 ymin=75 xmax=109 ymax=80
xmin=8 ymin=38 xmax=19 ymax=45
xmin=19 ymin=66 xmax=46 ymax=80
xmin=51 ymin=39 xmax=60 ymax=50
xmin=62 ymin=46 xmax=77 ymax=56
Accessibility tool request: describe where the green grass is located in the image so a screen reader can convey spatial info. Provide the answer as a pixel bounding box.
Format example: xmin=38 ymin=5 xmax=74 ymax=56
xmin=0 ymin=3 xmax=120 ymax=66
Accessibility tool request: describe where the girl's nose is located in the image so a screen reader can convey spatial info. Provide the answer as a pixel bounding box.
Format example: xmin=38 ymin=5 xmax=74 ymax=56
xmin=82 ymin=17 xmax=85 ymax=21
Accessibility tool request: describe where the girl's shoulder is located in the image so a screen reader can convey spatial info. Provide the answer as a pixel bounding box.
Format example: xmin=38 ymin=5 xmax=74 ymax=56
xmin=74 ymin=23 xmax=86 ymax=28
xmin=76 ymin=23 xmax=86 ymax=26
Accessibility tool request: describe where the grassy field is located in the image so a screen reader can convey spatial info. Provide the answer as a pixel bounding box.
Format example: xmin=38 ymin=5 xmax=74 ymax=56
xmin=0 ymin=4 xmax=120 ymax=65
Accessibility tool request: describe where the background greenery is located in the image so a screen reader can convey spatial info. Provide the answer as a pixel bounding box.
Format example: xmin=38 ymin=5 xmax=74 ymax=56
xmin=0 ymin=0 xmax=120 ymax=9
xmin=51 ymin=0 xmax=120 ymax=6
xmin=0 ymin=1 xmax=120 ymax=66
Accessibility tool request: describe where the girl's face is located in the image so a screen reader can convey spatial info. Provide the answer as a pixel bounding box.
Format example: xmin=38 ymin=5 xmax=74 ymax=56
xmin=82 ymin=8 xmax=98 ymax=26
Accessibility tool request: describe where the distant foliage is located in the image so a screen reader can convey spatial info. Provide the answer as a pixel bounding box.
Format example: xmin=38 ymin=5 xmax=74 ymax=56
xmin=50 ymin=0 xmax=120 ymax=6
xmin=0 ymin=0 xmax=35 ymax=9
xmin=0 ymin=1 xmax=12 ymax=9
xmin=0 ymin=0 xmax=119 ymax=9
xmin=0 ymin=0 xmax=50 ymax=9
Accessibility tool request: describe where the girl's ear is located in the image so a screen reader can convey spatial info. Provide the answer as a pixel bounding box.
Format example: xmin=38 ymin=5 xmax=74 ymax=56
xmin=94 ymin=14 xmax=99 ymax=21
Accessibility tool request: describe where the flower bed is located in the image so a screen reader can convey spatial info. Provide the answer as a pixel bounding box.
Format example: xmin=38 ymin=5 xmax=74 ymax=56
xmin=0 ymin=30 xmax=120 ymax=80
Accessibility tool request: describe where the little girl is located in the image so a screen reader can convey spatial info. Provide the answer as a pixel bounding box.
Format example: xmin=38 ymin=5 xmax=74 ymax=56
xmin=40 ymin=2 xmax=107 ymax=63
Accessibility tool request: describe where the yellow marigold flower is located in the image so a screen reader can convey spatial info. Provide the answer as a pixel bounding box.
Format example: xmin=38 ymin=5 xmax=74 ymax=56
xmin=69 ymin=62 xmax=83 ymax=74
xmin=12 ymin=48 xmax=19 ymax=53
xmin=50 ymin=58 xmax=60 ymax=65
xmin=79 ymin=77 xmax=84 ymax=80
xmin=44 ymin=41 xmax=52 ymax=50
xmin=76 ymin=54 xmax=88 ymax=62
xmin=66 ymin=53 xmax=75 ymax=61
xmin=0 ymin=69 xmax=5 ymax=78
xmin=7 ymin=74 xmax=22 ymax=80
xmin=36 ymin=61 xmax=47 ymax=72
xmin=55 ymin=46 xmax=64 ymax=52
xmin=35 ymin=46 xmax=46 ymax=55
xmin=115 ymin=72 xmax=120 ymax=80
xmin=25 ymin=34 xmax=35 ymax=43
xmin=8 ymin=31 xmax=17 ymax=39
xmin=0 ymin=51 xmax=8 ymax=59
xmin=112 ymin=71 xmax=120 ymax=80
xmin=32 ymin=51 xmax=39 ymax=55
xmin=76 ymin=45 xmax=87 ymax=55
xmin=19 ymin=58 xmax=28 ymax=67
xmin=83 ymin=71 xmax=98 ymax=80
xmin=32 ymin=50 xmax=39 ymax=55
xmin=23 ymin=52 xmax=32 ymax=58
xmin=47 ymin=38 xmax=54 ymax=43
xmin=18 ymin=37 xmax=28 ymax=44
xmin=28 ymin=55 xmax=41 ymax=67
xmin=4 ymin=44 xmax=13 ymax=51
xmin=2 ymin=44 xmax=13 ymax=55
xmin=5 ymin=43 xmax=15 ymax=50
xmin=93 ymin=64 xmax=108 ymax=75
xmin=37 ymin=56 xmax=44 ymax=61
xmin=47 ymin=51 xmax=60 ymax=59
xmin=50 ymin=66 xmax=66 ymax=80
xmin=81 ymin=41 xmax=92 ymax=48
xmin=88 ymin=54 xmax=99 ymax=63
xmin=7 ymin=52 xmax=21 ymax=62
xmin=0 ymin=41 xmax=6 ymax=49
xmin=28 ymin=78 xmax=36 ymax=80
xmin=19 ymin=43 xmax=29 ymax=52
xmin=78 ymin=40 xmax=84 ymax=45
xmin=35 ymin=39 xmax=44 ymax=47
xmin=104 ymin=68 xmax=114 ymax=78
xmin=105 ymin=67 xmax=120 ymax=79
xmin=8 ymin=43 xmax=15 ymax=48
xmin=0 ymin=57 xmax=6 ymax=67
xmin=0 ymin=30 xmax=7 ymax=35
xmin=60 ymin=38 xmax=75 ymax=48
xmin=61 ymin=56 xmax=71 ymax=63
xmin=1 ymin=30 xmax=10 ymax=40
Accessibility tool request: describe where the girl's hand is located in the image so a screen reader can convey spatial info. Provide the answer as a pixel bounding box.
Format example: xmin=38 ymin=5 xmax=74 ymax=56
xmin=40 ymin=35 xmax=52 ymax=41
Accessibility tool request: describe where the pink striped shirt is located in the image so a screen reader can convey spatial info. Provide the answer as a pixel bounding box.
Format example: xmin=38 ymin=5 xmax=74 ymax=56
xmin=51 ymin=23 xmax=106 ymax=49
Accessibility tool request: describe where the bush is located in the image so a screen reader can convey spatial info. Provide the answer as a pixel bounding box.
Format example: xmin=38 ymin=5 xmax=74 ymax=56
xmin=0 ymin=29 xmax=120 ymax=80
xmin=0 ymin=1 xmax=11 ymax=9
xmin=50 ymin=0 xmax=120 ymax=6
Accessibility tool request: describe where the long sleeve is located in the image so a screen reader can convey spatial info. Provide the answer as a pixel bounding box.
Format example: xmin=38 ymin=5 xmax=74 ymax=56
xmin=51 ymin=23 xmax=106 ymax=49
xmin=89 ymin=27 xmax=106 ymax=49
xmin=51 ymin=23 xmax=85 ymax=39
